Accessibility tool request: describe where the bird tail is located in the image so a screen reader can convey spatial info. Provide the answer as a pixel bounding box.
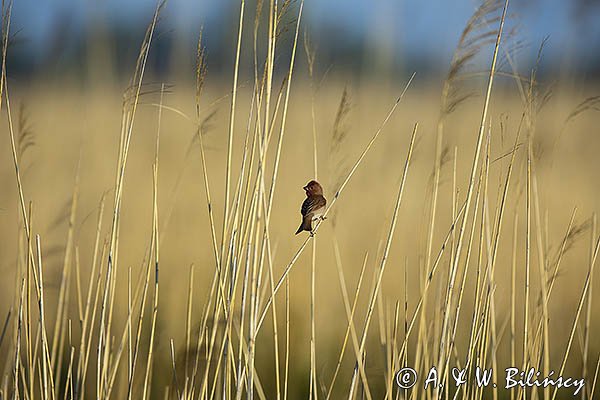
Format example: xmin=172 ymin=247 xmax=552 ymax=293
xmin=295 ymin=217 xmax=312 ymax=235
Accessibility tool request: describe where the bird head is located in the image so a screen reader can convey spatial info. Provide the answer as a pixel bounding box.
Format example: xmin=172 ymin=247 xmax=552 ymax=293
xmin=303 ymin=180 xmax=323 ymax=196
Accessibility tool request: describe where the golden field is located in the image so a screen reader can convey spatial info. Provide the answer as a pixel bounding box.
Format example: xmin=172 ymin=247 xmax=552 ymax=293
xmin=1 ymin=2 xmax=600 ymax=400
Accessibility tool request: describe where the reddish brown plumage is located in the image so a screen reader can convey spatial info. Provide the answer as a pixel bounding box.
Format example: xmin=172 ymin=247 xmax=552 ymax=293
xmin=296 ymin=180 xmax=327 ymax=235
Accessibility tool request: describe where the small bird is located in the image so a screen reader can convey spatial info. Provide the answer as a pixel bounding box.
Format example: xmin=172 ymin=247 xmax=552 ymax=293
xmin=295 ymin=180 xmax=327 ymax=235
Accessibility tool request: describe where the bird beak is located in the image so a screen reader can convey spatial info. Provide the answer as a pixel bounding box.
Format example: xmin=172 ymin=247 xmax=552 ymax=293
xmin=303 ymin=185 xmax=308 ymax=190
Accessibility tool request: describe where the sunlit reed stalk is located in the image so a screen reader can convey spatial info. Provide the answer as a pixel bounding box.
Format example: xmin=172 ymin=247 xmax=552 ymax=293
xmin=327 ymin=246 xmax=368 ymax=400
xmin=511 ymin=212 xmax=518 ymax=400
xmin=221 ymin=0 xmax=245 ymax=266
xmin=348 ymin=123 xmax=418 ymax=399
xmin=101 ymin=4 xmax=163 ymax=398
xmin=591 ymin=353 xmax=600 ymax=399
xmin=550 ymin=236 xmax=600 ymax=400
xmin=398 ymin=201 xmax=467 ymax=369
xmin=583 ymin=214 xmax=597 ymax=399
xmin=140 ymin=83 xmax=164 ymax=400
xmin=13 ymin=280 xmax=25 ymax=399
xmin=305 ymin=26 xmax=319 ymax=400
xmin=75 ymin=195 xmax=106 ymax=400
xmin=283 ymin=277 xmax=290 ymax=400
xmin=127 ymin=265 xmax=132 ymax=388
xmin=36 ymin=235 xmax=55 ymax=400
xmin=50 ymin=167 xmax=79 ymax=370
xmin=194 ymin=31 xmax=222 ymax=284
xmin=453 ymin=132 xmax=488 ymax=400
xmin=183 ymin=263 xmax=195 ymax=397
xmin=448 ymin=149 xmax=484 ymax=400
xmin=519 ymin=133 xmax=532 ymax=400
xmin=2 ymin=12 xmax=45 ymax=378
xmin=435 ymin=1 xmax=509 ymax=394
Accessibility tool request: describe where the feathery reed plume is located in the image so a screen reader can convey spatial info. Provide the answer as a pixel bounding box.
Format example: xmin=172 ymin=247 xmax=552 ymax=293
xmin=442 ymin=0 xmax=504 ymax=116
xmin=275 ymin=0 xmax=295 ymax=39
xmin=328 ymin=86 xmax=352 ymax=226
xmin=565 ymin=95 xmax=600 ymax=124
xmin=551 ymin=94 xmax=600 ymax=164
xmin=195 ymin=29 xmax=208 ymax=115
xmin=16 ymin=101 xmax=34 ymax=161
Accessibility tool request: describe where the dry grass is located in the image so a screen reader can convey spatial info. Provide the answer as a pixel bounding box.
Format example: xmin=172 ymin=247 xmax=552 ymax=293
xmin=1 ymin=0 xmax=600 ymax=399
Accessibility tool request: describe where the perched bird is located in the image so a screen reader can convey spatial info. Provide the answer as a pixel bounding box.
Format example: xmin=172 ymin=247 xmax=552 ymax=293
xmin=295 ymin=180 xmax=327 ymax=235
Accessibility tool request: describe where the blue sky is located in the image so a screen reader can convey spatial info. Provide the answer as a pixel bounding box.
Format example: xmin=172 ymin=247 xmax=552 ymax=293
xmin=10 ymin=0 xmax=600 ymax=69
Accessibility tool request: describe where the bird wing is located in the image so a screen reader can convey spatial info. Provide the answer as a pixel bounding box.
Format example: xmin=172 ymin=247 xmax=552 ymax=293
xmin=301 ymin=195 xmax=326 ymax=217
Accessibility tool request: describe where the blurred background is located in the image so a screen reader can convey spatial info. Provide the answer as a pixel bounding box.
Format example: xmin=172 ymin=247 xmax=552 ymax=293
xmin=8 ymin=0 xmax=600 ymax=83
